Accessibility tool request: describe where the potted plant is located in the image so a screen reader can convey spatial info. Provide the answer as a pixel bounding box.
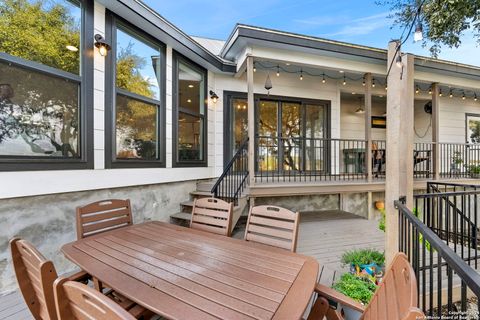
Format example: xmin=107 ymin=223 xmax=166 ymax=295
xmin=451 ymin=151 xmax=463 ymax=172
xmin=341 ymin=249 xmax=385 ymax=282
xmin=469 ymin=164 xmax=480 ymax=179
xmin=332 ymin=273 xmax=377 ymax=320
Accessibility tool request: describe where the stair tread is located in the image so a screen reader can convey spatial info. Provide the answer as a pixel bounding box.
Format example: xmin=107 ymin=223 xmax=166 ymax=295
xmin=191 ymin=191 xmax=213 ymax=196
xmin=181 ymin=201 xmax=194 ymax=207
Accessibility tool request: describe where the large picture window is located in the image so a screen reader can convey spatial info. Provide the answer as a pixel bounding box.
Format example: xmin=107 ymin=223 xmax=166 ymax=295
xmin=173 ymin=53 xmax=207 ymax=167
xmin=0 ymin=0 xmax=93 ymax=171
xmin=105 ymin=16 xmax=166 ymax=168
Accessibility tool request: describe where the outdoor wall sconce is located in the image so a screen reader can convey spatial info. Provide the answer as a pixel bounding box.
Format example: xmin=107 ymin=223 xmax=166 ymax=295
xmin=94 ymin=34 xmax=111 ymax=57
xmin=209 ymin=90 xmax=219 ymax=103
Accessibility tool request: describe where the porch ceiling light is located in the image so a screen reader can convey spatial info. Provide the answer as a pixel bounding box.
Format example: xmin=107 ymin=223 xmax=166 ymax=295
xmin=355 ymin=107 xmax=365 ymax=114
xmin=66 ymin=45 xmax=78 ymax=52
xmin=94 ymin=34 xmax=111 ymax=57
xmin=264 ymin=74 xmax=273 ymax=94
xmin=414 ymin=22 xmax=424 ymax=42
xmin=209 ymin=90 xmax=219 ymax=103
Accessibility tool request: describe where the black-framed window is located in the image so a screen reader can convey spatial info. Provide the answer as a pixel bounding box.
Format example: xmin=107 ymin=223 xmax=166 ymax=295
xmin=173 ymin=52 xmax=208 ymax=167
xmin=0 ymin=0 xmax=93 ymax=171
xmin=105 ymin=14 xmax=166 ymax=168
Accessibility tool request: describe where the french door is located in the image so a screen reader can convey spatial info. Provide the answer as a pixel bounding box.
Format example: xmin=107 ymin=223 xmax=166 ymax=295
xmin=224 ymin=93 xmax=329 ymax=173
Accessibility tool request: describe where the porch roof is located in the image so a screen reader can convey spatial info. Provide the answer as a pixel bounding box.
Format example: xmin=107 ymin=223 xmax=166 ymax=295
xmin=221 ymin=24 xmax=480 ymax=81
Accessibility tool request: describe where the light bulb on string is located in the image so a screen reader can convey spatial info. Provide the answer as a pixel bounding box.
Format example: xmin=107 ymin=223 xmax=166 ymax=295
xmin=276 ymin=65 xmax=280 ymax=77
xmin=300 ymin=70 xmax=303 ymax=81
xmin=322 ymin=73 xmax=326 ymax=84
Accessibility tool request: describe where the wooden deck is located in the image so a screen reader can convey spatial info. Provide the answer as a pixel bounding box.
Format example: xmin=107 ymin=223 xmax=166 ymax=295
xmin=1 ymin=211 xmax=383 ymax=319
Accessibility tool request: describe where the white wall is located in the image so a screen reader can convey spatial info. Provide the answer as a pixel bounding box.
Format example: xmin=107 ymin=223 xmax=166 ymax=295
xmin=439 ymin=96 xmax=480 ymax=143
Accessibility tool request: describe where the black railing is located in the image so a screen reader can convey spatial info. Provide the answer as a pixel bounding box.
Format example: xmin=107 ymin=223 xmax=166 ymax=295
xmin=372 ymin=140 xmax=386 ymax=179
xmin=396 ymin=199 xmax=480 ymax=316
xmin=211 ymin=138 xmax=248 ymax=206
xmin=439 ymin=143 xmax=480 ymax=179
xmin=414 ymin=142 xmax=433 ymax=179
xmin=254 ymin=136 xmax=367 ymax=182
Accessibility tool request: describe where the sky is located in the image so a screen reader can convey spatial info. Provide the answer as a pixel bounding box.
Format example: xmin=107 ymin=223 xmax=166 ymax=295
xmin=142 ymin=0 xmax=479 ymax=66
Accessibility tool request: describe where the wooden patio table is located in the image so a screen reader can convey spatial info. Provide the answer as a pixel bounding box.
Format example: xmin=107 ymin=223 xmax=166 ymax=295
xmin=61 ymin=221 xmax=318 ymax=320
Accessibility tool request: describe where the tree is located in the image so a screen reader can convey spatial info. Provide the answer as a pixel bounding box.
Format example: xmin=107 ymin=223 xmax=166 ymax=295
xmin=381 ymin=0 xmax=480 ymax=56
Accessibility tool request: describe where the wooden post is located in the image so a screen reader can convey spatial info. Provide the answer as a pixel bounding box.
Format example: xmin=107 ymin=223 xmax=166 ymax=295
xmin=385 ymin=41 xmax=415 ymax=264
xmin=247 ymin=56 xmax=255 ymax=186
xmin=432 ymin=83 xmax=440 ymax=181
xmin=365 ymin=73 xmax=373 ymax=183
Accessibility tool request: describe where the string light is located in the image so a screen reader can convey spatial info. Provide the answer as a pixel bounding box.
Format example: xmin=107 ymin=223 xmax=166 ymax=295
xmin=342 ymin=75 xmax=346 ymax=85
xmin=385 ymin=84 xmax=388 ymax=91
xmin=449 ymin=90 xmax=453 ymax=98
xmin=372 ymin=78 xmax=376 ymax=88
xmin=300 ymin=69 xmax=303 ymax=81
xmin=276 ymin=65 xmax=280 ymax=77
xmin=475 ymin=94 xmax=478 ymax=102
xmin=415 ymin=86 xmax=420 ymax=94
xmin=439 ymin=89 xmax=443 ymax=97
xmin=362 ymin=76 xmax=366 ymax=86
xmin=428 ymin=87 xmax=432 ymax=95
xmin=322 ymin=73 xmax=326 ymax=84
xmin=253 ymin=62 xmax=256 ymax=72
xmin=462 ymin=92 xmax=466 ymax=100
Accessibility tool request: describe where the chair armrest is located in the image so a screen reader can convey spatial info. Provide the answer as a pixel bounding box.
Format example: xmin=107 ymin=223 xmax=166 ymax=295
xmin=314 ymin=283 xmax=365 ymax=313
xmin=66 ymin=270 xmax=90 ymax=282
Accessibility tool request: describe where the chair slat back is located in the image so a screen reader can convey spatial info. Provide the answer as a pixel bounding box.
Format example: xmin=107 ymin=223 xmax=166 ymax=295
xmin=76 ymin=199 xmax=133 ymax=239
xmin=362 ymin=253 xmax=425 ymax=320
xmin=10 ymin=238 xmax=58 ymax=320
xmin=54 ymin=278 xmax=135 ymax=320
xmin=245 ymin=205 xmax=300 ymax=252
xmin=190 ymin=197 xmax=233 ymax=236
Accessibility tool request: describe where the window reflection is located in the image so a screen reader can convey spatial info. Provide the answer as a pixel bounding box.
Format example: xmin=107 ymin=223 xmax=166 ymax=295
xmin=0 ymin=0 xmax=81 ymax=74
xmin=116 ymin=28 xmax=161 ymax=100
xmin=116 ymin=95 xmax=157 ymax=160
xmin=0 ymin=62 xmax=79 ymax=157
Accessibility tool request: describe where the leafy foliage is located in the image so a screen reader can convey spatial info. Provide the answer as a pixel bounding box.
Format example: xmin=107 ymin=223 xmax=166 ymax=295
xmin=380 ymin=0 xmax=480 ymax=57
xmin=341 ymin=248 xmax=385 ymax=267
xmin=332 ymin=273 xmax=377 ymax=304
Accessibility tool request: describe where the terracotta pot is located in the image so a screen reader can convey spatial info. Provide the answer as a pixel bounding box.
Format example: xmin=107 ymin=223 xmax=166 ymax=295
xmin=375 ymin=201 xmax=385 ymax=210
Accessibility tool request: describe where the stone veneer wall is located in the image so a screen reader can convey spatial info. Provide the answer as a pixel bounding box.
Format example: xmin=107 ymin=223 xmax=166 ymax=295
xmin=0 ymin=180 xmax=196 ymax=294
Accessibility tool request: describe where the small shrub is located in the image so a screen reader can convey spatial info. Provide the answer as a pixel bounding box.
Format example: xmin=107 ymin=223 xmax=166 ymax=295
xmin=341 ymin=249 xmax=385 ymax=267
xmin=332 ymin=273 xmax=377 ymax=304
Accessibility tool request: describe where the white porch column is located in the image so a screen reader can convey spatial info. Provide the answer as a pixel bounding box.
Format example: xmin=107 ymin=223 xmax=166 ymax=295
xmin=431 ymin=83 xmax=440 ymax=180
xmin=247 ymin=56 xmax=255 ymax=186
xmin=385 ymin=41 xmax=415 ymax=264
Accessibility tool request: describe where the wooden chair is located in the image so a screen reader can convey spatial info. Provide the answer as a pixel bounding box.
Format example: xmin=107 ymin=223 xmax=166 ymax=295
xmin=10 ymin=238 xmax=150 ymax=320
xmin=54 ymin=278 xmax=135 ymax=320
xmin=244 ymin=205 xmax=300 ymax=252
xmin=190 ymin=197 xmax=233 ymax=236
xmin=307 ymin=253 xmax=425 ymax=320
xmin=9 ymin=238 xmax=89 ymax=320
xmin=76 ymin=199 xmax=133 ymax=240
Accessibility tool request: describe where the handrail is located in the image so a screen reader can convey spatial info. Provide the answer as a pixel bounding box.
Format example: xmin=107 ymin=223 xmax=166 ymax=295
xmin=396 ymin=200 xmax=480 ymax=315
xmin=211 ymin=138 xmax=249 ymax=205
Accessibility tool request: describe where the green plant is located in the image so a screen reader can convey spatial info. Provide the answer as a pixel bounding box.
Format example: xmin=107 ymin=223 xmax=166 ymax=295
xmin=452 ymin=151 xmax=464 ymax=165
xmin=378 ymin=208 xmax=386 ymax=232
xmin=469 ymin=165 xmax=480 ymax=175
xmin=332 ymin=273 xmax=377 ymax=304
xmin=341 ymin=249 xmax=385 ymax=267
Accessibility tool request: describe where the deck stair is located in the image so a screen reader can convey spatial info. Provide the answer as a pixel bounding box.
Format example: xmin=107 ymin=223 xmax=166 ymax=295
xmin=170 ymin=179 xmax=248 ymax=232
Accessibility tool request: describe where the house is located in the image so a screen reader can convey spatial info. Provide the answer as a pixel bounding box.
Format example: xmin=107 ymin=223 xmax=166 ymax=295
xmin=0 ymin=0 xmax=479 ymax=296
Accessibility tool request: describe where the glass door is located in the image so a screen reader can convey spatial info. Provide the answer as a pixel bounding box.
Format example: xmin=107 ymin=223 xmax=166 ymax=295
xmin=230 ymin=98 xmax=248 ymax=157
xmin=281 ymin=102 xmax=302 ymax=171
xmin=304 ymin=104 xmax=326 ymax=172
xmin=257 ymin=100 xmax=279 ymax=172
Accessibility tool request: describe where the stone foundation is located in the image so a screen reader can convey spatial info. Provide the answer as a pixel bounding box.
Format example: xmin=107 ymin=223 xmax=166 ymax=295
xmin=0 ymin=180 xmax=196 ymax=294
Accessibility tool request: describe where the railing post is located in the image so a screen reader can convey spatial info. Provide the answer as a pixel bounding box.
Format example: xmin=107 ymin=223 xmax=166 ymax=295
xmin=247 ymin=56 xmax=255 ymax=186
xmin=364 ymin=73 xmax=373 ymax=182
xmin=432 ymin=83 xmax=440 ymax=180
